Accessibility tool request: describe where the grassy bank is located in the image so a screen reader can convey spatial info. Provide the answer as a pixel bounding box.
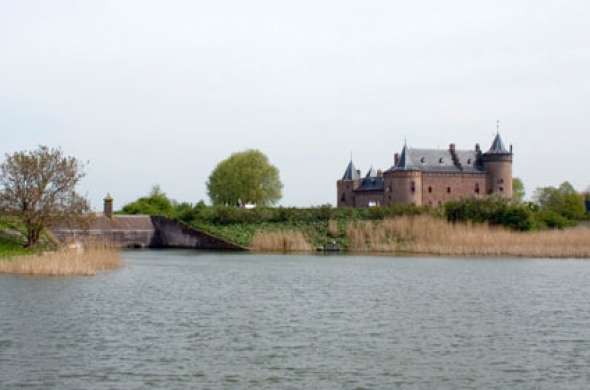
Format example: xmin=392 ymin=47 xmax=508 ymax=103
xmin=0 ymin=245 xmax=121 ymax=276
xmin=0 ymin=236 xmax=34 ymax=257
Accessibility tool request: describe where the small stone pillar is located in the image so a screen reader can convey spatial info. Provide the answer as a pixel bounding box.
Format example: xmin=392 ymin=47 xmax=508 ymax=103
xmin=104 ymin=194 xmax=113 ymax=219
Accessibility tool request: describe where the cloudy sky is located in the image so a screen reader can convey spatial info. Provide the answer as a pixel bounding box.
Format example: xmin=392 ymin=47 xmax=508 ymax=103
xmin=1 ymin=0 xmax=589 ymax=209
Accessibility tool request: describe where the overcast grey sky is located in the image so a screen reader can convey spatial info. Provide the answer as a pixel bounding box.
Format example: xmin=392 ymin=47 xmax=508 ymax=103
xmin=1 ymin=0 xmax=589 ymax=209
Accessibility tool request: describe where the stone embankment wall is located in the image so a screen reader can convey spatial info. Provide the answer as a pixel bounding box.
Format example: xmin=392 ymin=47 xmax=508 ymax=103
xmin=52 ymin=215 xmax=245 ymax=251
xmin=150 ymin=216 xmax=244 ymax=250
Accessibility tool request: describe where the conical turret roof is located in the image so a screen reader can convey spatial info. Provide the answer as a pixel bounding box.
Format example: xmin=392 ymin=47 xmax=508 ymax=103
xmin=487 ymin=133 xmax=509 ymax=154
xmin=396 ymin=144 xmax=414 ymax=170
xmin=342 ymin=160 xmax=360 ymax=181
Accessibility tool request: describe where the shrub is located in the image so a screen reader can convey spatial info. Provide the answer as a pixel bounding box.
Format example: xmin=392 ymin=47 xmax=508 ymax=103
xmin=445 ymin=198 xmax=534 ymax=231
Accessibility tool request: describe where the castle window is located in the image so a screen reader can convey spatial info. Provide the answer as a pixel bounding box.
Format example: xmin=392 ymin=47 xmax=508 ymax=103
xmin=341 ymin=193 xmax=346 ymax=202
xmin=428 ymin=186 xmax=433 ymax=193
xmin=447 ymin=187 xmax=451 ymax=194
xmin=410 ymin=181 xmax=416 ymax=193
xmin=467 ymin=159 xmax=472 ymax=165
xmin=420 ymin=157 xmax=425 ymax=163
xmin=499 ymin=187 xmax=504 ymax=192
xmin=475 ymin=183 xmax=480 ymax=194
xmin=439 ymin=158 xmax=444 ymax=164
xmin=499 ymin=178 xmax=504 ymax=184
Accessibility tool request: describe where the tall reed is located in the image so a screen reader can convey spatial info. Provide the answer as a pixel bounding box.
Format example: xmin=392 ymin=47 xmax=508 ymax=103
xmin=250 ymin=230 xmax=313 ymax=252
xmin=347 ymin=215 xmax=590 ymax=258
xmin=0 ymin=243 xmax=121 ymax=276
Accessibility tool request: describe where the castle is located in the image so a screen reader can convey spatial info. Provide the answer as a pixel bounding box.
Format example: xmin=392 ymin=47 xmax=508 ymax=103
xmin=337 ymin=132 xmax=513 ymax=208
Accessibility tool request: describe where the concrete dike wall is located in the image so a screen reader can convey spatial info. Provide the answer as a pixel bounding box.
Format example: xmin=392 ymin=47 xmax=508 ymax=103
xmin=52 ymin=215 xmax=245 ymax=251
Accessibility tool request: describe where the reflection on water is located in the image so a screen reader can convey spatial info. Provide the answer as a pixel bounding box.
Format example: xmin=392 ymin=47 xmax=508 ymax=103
xmin=2 ymin=251 xmax=590 ymax=389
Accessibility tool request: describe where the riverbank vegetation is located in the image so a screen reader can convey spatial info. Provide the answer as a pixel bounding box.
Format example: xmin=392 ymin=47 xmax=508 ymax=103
xmin=0 ymin=243 xmax=121 ymax=276
xmin=119 ymin=181 xmax=589 ymax=257
xmin=0 ymin=218 xmax=122 ymax=276
xmin=347 ymin=215 xmax=590 ymax=258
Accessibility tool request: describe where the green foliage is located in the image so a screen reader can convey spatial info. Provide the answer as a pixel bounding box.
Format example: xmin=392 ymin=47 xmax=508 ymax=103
xmin=120 ymin=185 xmax=175 ymax=217
xmin=0 ymin=236 xmax=31 ymax=258
xmin=207 ymin=150 xmax=283 ymax=207
xmin=533 ymin=182 xmax=586 ymax=221
xmin=445 ymin=197 xmax=534 ymax=231
xmin=532 ymin=210 xmax=576 ymax=230
xmin=512 ymin=177 xmax=525 ymax=203
xmin=0 ymin=216 xmax=34 ymax=257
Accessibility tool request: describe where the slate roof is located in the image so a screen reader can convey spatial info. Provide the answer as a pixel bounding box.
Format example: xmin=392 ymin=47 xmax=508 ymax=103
xmin=390 ymin=145 xmax=484 ymax=173
xmin=355 ymin=176 xmax=384 ymax=192
xmin=487 ymin=133 xmax=510 ymax=154
xmin=342 ymin=160 xmax=361 ymax=180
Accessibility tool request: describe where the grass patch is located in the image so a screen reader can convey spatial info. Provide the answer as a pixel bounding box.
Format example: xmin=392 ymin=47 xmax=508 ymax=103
xmin=192 ymin=220 xmax=348 ymax=250
xmin=0 ymin=237 xmax=33 ymax=258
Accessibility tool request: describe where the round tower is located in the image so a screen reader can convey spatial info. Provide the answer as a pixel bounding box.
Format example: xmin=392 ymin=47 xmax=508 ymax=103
xmin=385 ymin=171 xmax=422 ymax=206
xmin=482 ymin=133 xmax=513 ymax=199
xmin=383 ymin=144 xmax=422 ymax=206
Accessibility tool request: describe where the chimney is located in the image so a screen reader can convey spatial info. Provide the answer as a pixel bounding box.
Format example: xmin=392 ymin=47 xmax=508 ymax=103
xmin=449 ymin=143 xmax=456 ymax=152
xmin=356 ymin=169 xmax=361 ymax=177
xmin=377 ymin=169 xmax=383 ymax=177
xmin=104 ymin=194 xmax=113 ymax=219
xmin=475 ymin=143 xmax=481 ymax=153
xmin=510 ymin=144 xmax=513 ymax=153
xmin=394 ymin=153 xmax=400 ymax=166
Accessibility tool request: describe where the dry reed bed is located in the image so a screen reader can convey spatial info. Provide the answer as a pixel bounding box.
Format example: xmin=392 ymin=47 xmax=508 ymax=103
xmin=250 ymin=230 xmax=313 ymax=252
xmin=347 ymin=215 xmax=590 ymax=258
xmin=0 ymin=245 xmax=121 ymax=276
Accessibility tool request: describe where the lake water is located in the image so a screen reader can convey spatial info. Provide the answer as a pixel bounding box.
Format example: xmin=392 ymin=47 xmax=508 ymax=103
xmin=1 ymin=251 xmax=590 ymax=389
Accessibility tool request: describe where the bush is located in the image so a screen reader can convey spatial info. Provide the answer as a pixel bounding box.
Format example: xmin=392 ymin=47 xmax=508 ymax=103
xmin=534 ymin=182 xmax=586 ymax=221
xmin=445 ymin=198 xmax=534 ymax=231
xmin=533 ymin=210 xmax=575 ymax=230
xmin=120 ymin=186 xmax=175 ymax=217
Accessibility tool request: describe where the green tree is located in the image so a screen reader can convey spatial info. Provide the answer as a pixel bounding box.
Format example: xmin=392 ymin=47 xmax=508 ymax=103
xmin=0 ymin=146 xmax=89 ymax=247
xmin=207 ymin=150 xmax=283 ymax=207
xmin=533 ymin=181 xmax=586 ymax=221
xmin=512 ymin=177 xmax=525 ymax=203
xmin=120 ymin=185 xmax=175 ymax=216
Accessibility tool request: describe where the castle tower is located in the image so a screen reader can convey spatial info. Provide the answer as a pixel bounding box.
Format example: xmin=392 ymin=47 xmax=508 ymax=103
xmin=104 ymin=193 xmax=114 ymax=219
xmin=383 ymin=144 xmax=423 ymax=206
xmin=337 ymin=160 xmax=361 ymax=207
xmin=482 ymin=132 xmax=513 ymax=198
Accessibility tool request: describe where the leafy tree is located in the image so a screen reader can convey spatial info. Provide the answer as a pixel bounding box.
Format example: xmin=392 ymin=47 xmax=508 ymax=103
xmin=0 ymin=146 xmax=89 ymax=247
xmin=207 ymin=150 xmax=283 ymax=207
xmin=533 ymin=181 xmax=586 ymax=221
xmin=512 ymin=177 xmax=525 ymax=203
xmin=120 ymin=185 xmax=175 ymax=216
